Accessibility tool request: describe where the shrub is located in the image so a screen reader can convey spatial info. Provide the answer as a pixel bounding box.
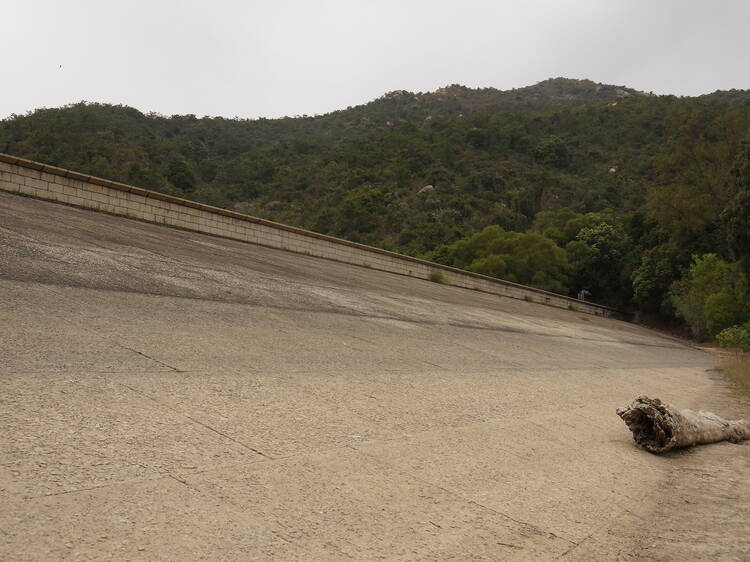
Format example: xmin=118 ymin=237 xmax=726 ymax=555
xmin=671 ymin=254 xmax=747 ymax=340
xmin=717 ymin=322 xmax=750 ymax=352
xmin=524 ymin=295 xmax=534 ymax=302
xmin=705 ymin=291 xmax=747 ymax=337
xmin=429 ymin=271 xmax=446 ymax=284
xmin=444 ymin=225 xmax=569 ymax=294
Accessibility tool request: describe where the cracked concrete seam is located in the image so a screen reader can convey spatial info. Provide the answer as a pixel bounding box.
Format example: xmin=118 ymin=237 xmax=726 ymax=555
xmin=345 ymin=444 xmax=578 ymax=547
xmin=117 ymin=382 xmax=272 ymax=459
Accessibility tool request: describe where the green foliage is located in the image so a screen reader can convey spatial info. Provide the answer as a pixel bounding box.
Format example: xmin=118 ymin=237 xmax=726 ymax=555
xmin=716 ymin=322 xmax=750 ymax=352
xmin=646 ymin=107 xmax=745 ymax=251
xmin=631 ymin=243 xmax=684 ymax=314
xmin=167 ymin=158 xmax=197 ymax=191
xmin=331 ymin=186 xmax=387 ymax=241
xmin=531 ymin=209 xmax=620 ymax=247
xmin=534 ymin=135 xmax=569 ymax=168
xmin=443 ymin=226 xmax=569 ymax=293
xmin=723 ymin=131 xmax=750 ymax=273
xmin=566 ymin=221 xmax=631 ymax=306
xmin=671 ymin=254 xmax=748 ymax=339
xmin=429 ymin=271 xmax=446 ymax=284
xmin=531 ymin=208 xmax=581 ymax=245
xmin=705 ymin=291 xmax=747 ymax=337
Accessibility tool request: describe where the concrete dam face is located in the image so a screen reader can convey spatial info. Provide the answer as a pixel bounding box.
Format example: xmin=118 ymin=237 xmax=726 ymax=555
xmin=1 ymin=184 xmax=748 ymax=559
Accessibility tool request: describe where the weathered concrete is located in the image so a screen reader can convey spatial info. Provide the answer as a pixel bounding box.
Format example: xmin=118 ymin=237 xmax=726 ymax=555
xmin=1 ymin=191 xmax=748 ymax=560
xmin=0 ymin=152 xmax=612 ymax=316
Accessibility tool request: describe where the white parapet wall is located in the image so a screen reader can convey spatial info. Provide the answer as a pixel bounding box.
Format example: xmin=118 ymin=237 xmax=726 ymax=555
xmin=0 ymin=153 xmax=614 ymax=317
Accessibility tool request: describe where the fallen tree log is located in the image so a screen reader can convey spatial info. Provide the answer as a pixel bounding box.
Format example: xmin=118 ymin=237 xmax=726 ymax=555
xmin=617 ymin=396 xmax=750 ymax=454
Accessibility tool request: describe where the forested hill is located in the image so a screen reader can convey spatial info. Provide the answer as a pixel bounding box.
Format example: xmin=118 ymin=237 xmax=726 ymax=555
xmin=2 ymin=77 xmax=750 ymax=341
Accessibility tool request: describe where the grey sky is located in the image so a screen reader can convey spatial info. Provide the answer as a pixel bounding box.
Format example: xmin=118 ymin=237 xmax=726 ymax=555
xmin=2 ymin=0 xmax=748 ymax=120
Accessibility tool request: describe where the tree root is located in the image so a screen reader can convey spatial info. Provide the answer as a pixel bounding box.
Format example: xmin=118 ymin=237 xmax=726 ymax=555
xmin=617 ymin=396 xmax=750 ymax=454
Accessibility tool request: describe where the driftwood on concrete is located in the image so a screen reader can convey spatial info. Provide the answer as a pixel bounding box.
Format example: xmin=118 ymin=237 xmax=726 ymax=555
xmin=617 ymin=396 xmax=750 ymax=454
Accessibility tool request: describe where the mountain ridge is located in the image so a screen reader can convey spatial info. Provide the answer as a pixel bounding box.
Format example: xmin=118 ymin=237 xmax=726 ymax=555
xmin=2 ymin=77 xmax=654 ymax=122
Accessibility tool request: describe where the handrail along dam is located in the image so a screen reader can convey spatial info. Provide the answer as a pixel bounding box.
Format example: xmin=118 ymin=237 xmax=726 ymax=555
xmin=1 ymin=157 xmax=748 ymax=560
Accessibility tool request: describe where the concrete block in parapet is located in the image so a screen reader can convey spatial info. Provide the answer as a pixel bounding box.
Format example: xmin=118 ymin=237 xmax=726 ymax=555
xmin=16 ymin=166 xmax=42 ymax=179
xmin=24 ymin=176 xmax=47 ymax=190
xmin=0 ymin=177 xmax=19 ymax=192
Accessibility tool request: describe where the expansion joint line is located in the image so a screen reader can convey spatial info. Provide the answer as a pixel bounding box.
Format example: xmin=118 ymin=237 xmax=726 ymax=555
xmin=181 ymin=412 xmax=272 ymax=459
xmin=114 ymin=343 xmax=181 ymax=372
xmin=34 ymin=283 xmax=183 ymax=372
xmin=119 ymin=382 xmax=272 ymax=460
xmin=345 ymin=444 xmax=576 ymax=547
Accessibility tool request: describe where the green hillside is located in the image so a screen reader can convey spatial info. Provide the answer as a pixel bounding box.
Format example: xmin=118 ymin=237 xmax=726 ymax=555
xmin=2 ymin=78 xmax=749 ymax=339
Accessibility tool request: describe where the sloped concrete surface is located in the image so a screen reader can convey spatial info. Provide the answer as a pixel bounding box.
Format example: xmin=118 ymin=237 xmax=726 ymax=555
xmin=1 ymin=191 xmax=748 ymax=560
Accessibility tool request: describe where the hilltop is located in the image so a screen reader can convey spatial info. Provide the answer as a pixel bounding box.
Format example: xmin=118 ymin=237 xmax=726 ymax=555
xmin=336 ymin=78 xmax=644 ymax=123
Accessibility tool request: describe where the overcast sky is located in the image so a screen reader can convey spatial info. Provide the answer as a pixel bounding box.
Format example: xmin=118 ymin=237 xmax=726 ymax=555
xmin=2 ymin=0 xmax=748 ymax=120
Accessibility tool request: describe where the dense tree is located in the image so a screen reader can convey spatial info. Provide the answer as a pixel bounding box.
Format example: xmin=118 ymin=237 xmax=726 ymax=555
xmin=645 ymin=107 xmax=745 ymax=252
xmin=439 ymin=226 xmax=569 ymax=293
xmin=670 ymin=254 xmax=748 ymax=339
xmin=723 ymin=131 xmax=750 ymax=273
xmin=631 ymin=243 xmax=684 ymax=315
xmin=565 ymin=222 xmax=631 ymax=306
xmin=166 ymin=158 xmax=197 ymax=191
xmin=534 ymin=135 xmax=569 ymax=169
